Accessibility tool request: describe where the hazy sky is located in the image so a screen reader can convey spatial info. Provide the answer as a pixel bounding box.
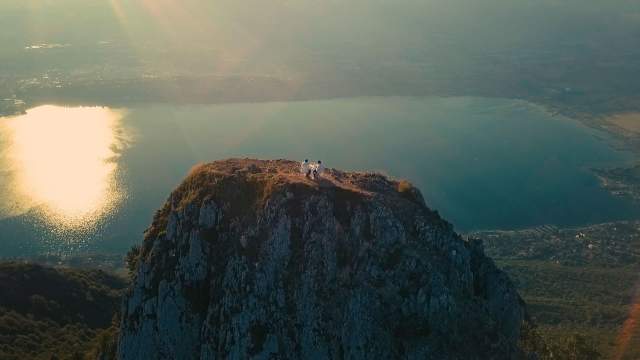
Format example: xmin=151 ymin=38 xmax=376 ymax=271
xmin=1 ymin=0 xmax=639 ymax=76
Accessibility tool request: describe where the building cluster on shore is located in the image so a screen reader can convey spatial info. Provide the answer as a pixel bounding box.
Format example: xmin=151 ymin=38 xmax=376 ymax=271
xmin=0 ymin=98 xmax=26 ymax=117
xmin=475 ymin=220 xmax=640 ymax=266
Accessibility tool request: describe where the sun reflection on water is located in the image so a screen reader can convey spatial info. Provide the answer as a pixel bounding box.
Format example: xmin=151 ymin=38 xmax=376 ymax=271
xmin=1 ymin=105 xmax=128 ymax=231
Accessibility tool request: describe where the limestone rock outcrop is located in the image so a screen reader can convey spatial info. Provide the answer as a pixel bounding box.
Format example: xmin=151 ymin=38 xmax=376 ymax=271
xmin=118 ymin=159 xmax=525 ymax=359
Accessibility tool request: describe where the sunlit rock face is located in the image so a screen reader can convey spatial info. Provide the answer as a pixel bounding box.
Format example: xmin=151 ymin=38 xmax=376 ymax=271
xmin=0 ymin=105 xmax=127 ymax=231
xmin=118 ymin=159 xmax=525 ymax=360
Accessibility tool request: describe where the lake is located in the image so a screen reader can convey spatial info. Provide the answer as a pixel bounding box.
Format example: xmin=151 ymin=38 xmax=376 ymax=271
xmin=1 ymin=96 xmax=638 ymax=257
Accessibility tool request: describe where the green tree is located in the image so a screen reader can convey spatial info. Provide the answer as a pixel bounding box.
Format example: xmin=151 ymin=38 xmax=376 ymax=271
xmin=125 ymin=245 xmax=141 ymax=277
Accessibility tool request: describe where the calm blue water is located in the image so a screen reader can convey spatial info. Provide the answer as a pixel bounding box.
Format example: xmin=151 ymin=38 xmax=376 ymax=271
xmin=1 ymin=96 xmax=638 ymax=257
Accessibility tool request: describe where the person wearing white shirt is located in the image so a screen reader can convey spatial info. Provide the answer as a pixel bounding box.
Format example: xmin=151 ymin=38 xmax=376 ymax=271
xmin=313 ymin=160 xmax=325 ymax=179
xmin=301 ymin=159 xmax=311 ymax=178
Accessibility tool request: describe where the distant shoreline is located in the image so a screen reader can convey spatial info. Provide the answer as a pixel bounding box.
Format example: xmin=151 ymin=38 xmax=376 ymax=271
xmin=3 ymin=90 xmax=640 ymax=233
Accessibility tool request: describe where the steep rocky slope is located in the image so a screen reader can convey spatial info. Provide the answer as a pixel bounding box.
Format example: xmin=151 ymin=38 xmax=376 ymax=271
xmin=118 ymin=159 xmax=526 ymax=359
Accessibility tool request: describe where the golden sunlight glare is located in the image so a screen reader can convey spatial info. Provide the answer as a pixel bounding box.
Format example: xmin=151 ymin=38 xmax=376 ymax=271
xmin=2 ymin=105 xmax=126 ymax=228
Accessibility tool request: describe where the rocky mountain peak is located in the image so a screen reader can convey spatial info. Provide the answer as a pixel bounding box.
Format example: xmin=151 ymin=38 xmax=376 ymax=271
xmin=118 ymin=159 xmax=526 ymax=359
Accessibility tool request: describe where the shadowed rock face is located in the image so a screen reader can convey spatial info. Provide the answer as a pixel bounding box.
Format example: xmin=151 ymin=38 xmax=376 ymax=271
xmin=118 ymin=159 xmax=525 ymax=360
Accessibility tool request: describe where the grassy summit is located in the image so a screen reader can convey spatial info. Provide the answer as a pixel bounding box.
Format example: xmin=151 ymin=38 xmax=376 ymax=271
xmin=141 ymin=158 xmax=428 ymax=258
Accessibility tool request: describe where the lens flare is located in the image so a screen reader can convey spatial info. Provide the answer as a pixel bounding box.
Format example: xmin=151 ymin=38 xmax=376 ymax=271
xmin=613 ymin=279 xmax=640 ymax=360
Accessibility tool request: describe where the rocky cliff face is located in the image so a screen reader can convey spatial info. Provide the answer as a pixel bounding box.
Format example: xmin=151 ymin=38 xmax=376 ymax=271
xmin=118 ymin=159 xmax=526 ymax=359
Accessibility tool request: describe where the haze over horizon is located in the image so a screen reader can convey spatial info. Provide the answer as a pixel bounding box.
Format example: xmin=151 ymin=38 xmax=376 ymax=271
xmin=2 ymin=0 xmax=639 ymax=77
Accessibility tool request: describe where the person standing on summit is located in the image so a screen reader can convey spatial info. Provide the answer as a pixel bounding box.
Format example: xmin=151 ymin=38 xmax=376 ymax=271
xmin=313 ymin=160 xmax=325 ymax=180
xmin=300 ymin=159 xmax=311 ymax=178
xmin=316 ymin=160 xmax=325 ymax=176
